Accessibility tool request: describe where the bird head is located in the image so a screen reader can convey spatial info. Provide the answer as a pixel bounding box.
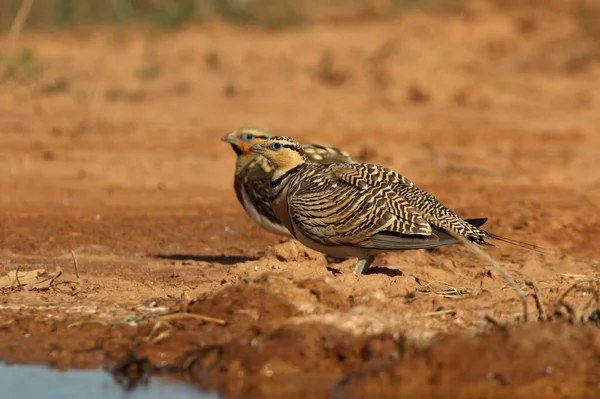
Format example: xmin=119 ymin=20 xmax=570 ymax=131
xmin=221 ymin=126 xmax=271 ymax=156
xmin=249 ymin=136 xmax=308 ymax=173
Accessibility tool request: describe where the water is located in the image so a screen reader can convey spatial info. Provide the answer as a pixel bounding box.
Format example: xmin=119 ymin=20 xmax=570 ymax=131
xmin=0 ymin=364 xmax=220 ymax=399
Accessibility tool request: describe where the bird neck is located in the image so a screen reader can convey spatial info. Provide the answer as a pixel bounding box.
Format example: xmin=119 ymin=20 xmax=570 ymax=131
xmin=234 ymin=154 xmax=257 ymax=176
xmin=270 ymin=163 xmax=304 ymax=200
xmin=271 ymin=160 xmax=306 ymax=181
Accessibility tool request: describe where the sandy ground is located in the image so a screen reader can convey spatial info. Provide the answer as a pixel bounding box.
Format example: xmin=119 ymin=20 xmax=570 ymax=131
xmin=1 ymin=1 xmax=600 ymax=397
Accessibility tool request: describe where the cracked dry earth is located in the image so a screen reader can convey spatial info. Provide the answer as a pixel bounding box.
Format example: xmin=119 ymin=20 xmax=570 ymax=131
xmin=1 ymin=2 xmax=600 ymax=398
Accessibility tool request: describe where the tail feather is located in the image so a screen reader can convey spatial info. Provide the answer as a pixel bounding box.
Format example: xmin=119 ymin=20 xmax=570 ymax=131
xmin=463 ymin=217 xmax=553 ymax=255
xmin=485 ymin=232 xmax=554 ymax=255
xmin=465 ymin=217 xmax=488 ymax=228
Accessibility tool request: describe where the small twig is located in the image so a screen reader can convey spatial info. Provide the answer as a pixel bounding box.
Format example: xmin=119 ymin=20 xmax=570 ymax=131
xmin=111 ymin=310 xmax=227 ymax=327
xmin=147 ymin=320 xmax=170 ymax=337
xmin=52 ymin=280 xmax=79 ymax=286
xmin=556 ymin=284 xmax=580 ymax=324
xmin=71 ymin=250 xmax=80 ymax=278
xmin=525 ymin=280 xmax=548 ymax=322
xmin=557 ymin=283 xmax=579 ymax=305
xmin=49 ymin=270 xmax=63 ymax=287
xmin=484 ymin=314 xmax=508 ymax=331
xmin=423 ymin=309 xmax=457 ymax=317
xmin=14 ymin=265 xmax=21 ymax=288
xmin=581 ymin=284 xmax=600 ymax=324
xmin=149 ymin=329 xmax=172 ymax=344
xmin=558 ymin=302 xmax=578 ymax=324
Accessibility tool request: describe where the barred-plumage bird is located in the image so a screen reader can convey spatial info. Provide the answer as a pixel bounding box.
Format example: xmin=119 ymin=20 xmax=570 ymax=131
xmin=249 ymin=136 xmax=541 ymax=274
xmin=221 ymin=127 xmax=357 ymax=237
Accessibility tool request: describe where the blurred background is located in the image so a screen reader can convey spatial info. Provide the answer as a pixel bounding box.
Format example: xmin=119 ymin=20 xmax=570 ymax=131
xmin=1 ymin=0 xmax=600 ymax=31
xmin=0 ymin=0 xmax=598 ymax=251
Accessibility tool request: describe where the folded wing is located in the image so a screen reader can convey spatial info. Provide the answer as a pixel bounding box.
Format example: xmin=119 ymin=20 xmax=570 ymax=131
xmin=288 ymin=164 xmax=440 ymax=249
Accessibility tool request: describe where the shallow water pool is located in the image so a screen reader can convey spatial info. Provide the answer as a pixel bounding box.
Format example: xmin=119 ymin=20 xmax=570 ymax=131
xmin=0 ymin=363 xmax=219 ymax=399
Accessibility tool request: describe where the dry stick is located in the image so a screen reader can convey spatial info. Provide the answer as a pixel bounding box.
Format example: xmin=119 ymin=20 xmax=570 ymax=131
xmin=71 ymin=250 xmax=80 ymax=278
xmin=7 ymin=0 xmax=33 ymax=38
xmin=449 ymin=231 xmax=528 ymax=322
xmin=0 ymin=0 xmax=34 ymax=72
xmin=484 ymin=314 xmax=507 ymax=331
xmin=49 ymin=270 xmax=62 ymax=287
xmin=14 ymin=265 xmax=21 ymax=288
xmin=557 ymin=284 xmax=579 ymax=305
xmin=556 ymin=283 xmax=580 ymax=323
xmin=525 ymin=280 xmax=547 ymax=321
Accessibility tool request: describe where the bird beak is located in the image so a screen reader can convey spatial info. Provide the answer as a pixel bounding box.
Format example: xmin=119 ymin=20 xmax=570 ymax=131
xmin=249 ymin=143 xmax=266 ymax=154
xmin=221 ymin=132 xmax=236 ymax=144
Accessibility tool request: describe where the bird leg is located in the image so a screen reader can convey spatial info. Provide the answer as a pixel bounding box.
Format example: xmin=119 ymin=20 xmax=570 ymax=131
xmin=354 ymin=255 xmax=376 ymax=275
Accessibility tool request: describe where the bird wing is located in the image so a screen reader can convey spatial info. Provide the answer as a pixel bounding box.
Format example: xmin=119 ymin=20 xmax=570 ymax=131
xmin=301 ymin=144 xmax=357 ymax=165
xmin=287 ymin=163 xmax=434 ymax=248
xmin=331 ymin=161 xmax=490 ymax=245
xmin=390 ymin=178 xmax=489 ymax=244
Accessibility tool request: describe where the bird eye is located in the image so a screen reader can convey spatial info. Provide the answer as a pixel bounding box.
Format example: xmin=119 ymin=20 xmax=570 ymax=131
xmin=270 ymin=142 xmax=282 ymax=151
xmin=241 ymin=133 xmax=254 ymax=142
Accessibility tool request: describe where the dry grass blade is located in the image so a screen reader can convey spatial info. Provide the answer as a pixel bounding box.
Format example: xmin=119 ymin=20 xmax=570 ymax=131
xmin=0 ymin=0 xmax=33 ymax=73
xmin=419 ymin=280 xmax=455 ymax=290
xmin=8 ymin=0 xmax=33 ymax=39
xmin=438 ymin=289 xmax=471 ymax=298
xmin=417 ymin=280 xmax=471 ymax=298
xmin=414 ymin=289 xmax=472 ymax=299
xmin=71 ymin=250 xmax=80 ymax=278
